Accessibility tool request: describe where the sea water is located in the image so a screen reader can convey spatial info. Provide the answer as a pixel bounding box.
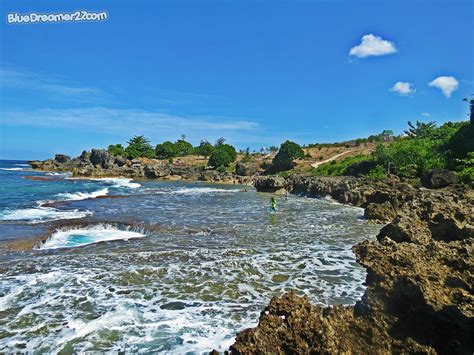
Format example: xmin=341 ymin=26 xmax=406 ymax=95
xmin=0 ymin=159 xmax=382 ymax=353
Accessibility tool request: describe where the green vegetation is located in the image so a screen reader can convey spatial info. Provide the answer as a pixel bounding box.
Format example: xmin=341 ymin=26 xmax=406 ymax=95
xmin=312 ymin=119 xmax=473 ymax=185
xmin=125 ymin=136 xmax=155 ymax=159
xmin=194 ymin=140 xmax=214 ymax=158
xmin=272 ymin=140 xmax=304 ymax=171
xmin=107 ymin=144 xmax=125 ymax=157
xmin=155 ymin=141 xmax=179 ymax=159
xmin=208 ymin=143 xmax=237 ymax=168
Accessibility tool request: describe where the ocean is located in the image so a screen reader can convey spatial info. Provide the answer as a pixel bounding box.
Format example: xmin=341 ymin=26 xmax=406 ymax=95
xmin=0 ymin=159 xmax=381 ymax=353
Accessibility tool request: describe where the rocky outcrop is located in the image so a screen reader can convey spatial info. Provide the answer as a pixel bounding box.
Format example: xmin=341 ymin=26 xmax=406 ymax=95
xmin=421 ymin=168 xmax=459 ymax=189
xmin=54 ymin=154 xmax=70 ymax=163
xmin=254 ymin=176 xmax=287 ymax=193
xmin=29 ymin=152 xmax=253 ymax=184
xmin=230 ymin=174 xmax=473 ymax=354
xmin=235 ymin=162 xmax=258 ymax=176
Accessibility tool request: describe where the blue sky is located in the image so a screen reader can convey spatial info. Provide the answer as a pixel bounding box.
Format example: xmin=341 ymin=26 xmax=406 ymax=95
xmin=0 ymin=0 xmax=472 ymax=160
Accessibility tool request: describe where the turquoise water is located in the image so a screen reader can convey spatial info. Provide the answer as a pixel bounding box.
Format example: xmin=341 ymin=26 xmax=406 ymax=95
xmin=0 ymin=159 xmax=381 ymax=353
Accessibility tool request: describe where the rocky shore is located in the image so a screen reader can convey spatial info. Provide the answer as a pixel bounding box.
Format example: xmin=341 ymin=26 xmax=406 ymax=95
xmin=29 ymin=150 xmax=254 ymax=184
xmin=229 ymin=174 xmax=473 ymax=353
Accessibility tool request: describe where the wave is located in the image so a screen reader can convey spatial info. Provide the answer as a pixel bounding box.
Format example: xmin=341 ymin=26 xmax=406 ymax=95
xmin=0 ymin=207 xmax=91 ymax=223
xmin=152 ymin=187 xmax=240 ymax=195
xmin=14 ymin=164 xmax=30 ymax=167
xmin=68 ymin=177 xmax=141 ymax=189
xmin=56 ymin=188 xmax=109 ymax=201
xmin=0 ymin=167 xmax=27 ymax=171
xmin=38 ymin=224 xmax=145 ymax=249
xmin=46 ymin=172 xmax=72 ymax=177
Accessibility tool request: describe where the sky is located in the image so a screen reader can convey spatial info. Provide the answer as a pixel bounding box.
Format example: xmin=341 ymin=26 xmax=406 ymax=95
xmin=0 ymin=0 xmax=473 ymax=160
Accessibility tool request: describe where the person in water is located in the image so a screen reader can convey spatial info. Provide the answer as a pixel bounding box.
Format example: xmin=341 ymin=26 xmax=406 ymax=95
xmin=285 ymin=190 xmax=289 ymax=200
xmin=270 ymin=197 xmax=277 ymax=212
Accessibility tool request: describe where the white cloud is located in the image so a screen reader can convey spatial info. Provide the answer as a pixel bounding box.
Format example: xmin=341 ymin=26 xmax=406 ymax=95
xmin=421 ymin=112 xmax=430 ymax=117
xmin=0 ymin=107 xmax=263 ymax=144
xmin=428 ymin=76 xmax=459 ymax=98
xmin=349 ymin=34 xmax=397 ymax=58
xmin=389 ymin=81 xmax=415 ymax=96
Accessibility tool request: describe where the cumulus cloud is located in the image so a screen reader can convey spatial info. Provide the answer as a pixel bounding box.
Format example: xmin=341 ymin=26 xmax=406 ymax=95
xmin=428 ymin=76 xmax=459 ymax=98
xmin=421 ymin=112 xmax=430 ymax=117
xmin=349 ymin=34 xmax=397 ymax=58
xmin=389 ymin=82 xmax=415 ymax=96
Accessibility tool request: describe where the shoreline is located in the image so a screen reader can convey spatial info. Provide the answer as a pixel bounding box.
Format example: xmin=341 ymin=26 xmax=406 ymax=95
xmin=12 ymin=158 xmax=474 ymax=352
xmin=228 ymin=175 xmax=473 ymax=353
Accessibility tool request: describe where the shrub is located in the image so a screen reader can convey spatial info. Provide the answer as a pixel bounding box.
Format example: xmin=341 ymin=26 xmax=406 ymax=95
xmin=208 ymin=144 xmax=237 ymax=168
xmin=108 ymin=144 xmax=125 ymax=157
xmin=175 ymin=139 xmax=194 ymax=156
xmin=272 ymin=140 xmax=304 ymax=171
xmin=155 ymin=141 xmax=179 ymax=159
xmin=195 ymin=140 xmax=214 ymax=158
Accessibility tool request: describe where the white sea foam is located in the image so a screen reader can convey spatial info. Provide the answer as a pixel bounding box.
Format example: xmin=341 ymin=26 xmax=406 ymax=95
xmin=39 ymin=225 xmax=145 ymax=249
xmin=56 ymin=188 xmax=109 ymax=201
xmin=14 ymin=164 xmax=31 ymax=167
xmin=0 ymin=207 xmax=91 ymax=223
xmin=46 ymin=171 xmax=72 ymax=176
xmin=151 ymin=187 xmax=240 ymax=195
xmin=74 ymin=177 xmax=141 ymax=189
xmin=0 ymin=167 xmax=27 ymax=171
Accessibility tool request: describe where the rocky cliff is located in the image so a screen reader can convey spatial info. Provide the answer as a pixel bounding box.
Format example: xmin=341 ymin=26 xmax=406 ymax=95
xmin=230 ymin=175 xmax=473 ymax=353
xmin=29 ymin=150 xmax=252 ymax=184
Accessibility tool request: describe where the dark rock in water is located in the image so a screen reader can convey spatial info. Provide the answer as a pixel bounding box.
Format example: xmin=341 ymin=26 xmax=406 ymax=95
xmin=160 ymin=301 xmax=187 ymax=310
xmin=421 ymin=168 xmax=459 ymax=189
xmin=144 ymin=164 xmax=169 ymax=179
xmin=28 ymin=160 xmax=43 ymax=169
xmin=254 ymin=176 xmax=287 ymax=193
xmin=54 ymin=154 xmax=70 ymax=163
xmin=364 ymin=201 xmax=396 ymax=222
xmin=89 ymin=149 xmax=115 ymax=169
xmin=235 ymin=162 xmax=257 ymax=176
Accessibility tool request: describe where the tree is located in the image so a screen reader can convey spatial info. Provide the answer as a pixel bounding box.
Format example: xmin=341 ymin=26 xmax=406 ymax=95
xmin=268 ymin=146 xmax=279 ymax=153
xmin=125 ymin=135 xmax=155 ymax=159
xmin=174 ymin=139 xmax=194 ymax=156
xmin=155 ymin=141 xmax=179 ymax=159
xmin=108 ymin=144 xmax=125 ymax=157
xmin=208 ymin=144 xmax=237 ymax=168
xmin=195 ymin=140 xmax=214 ymax=158
xmin=272 ymin=140 xmax=304 ymax=171
xmin=216 ymin=137 xmax=226 ymax=146
xmin=404 ymin=121 xmax=437 ymax=138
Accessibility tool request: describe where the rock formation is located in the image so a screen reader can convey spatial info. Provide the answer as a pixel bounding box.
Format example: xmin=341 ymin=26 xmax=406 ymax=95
xmin=230 ymin=175 xmax=473 ymax=354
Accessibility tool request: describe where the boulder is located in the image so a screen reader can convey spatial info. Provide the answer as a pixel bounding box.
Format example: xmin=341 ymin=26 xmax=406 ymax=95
xmin=364 ymin=201 xmax=396 ymax=222
xmin=254 ymin=176 xmax=287 ymax=193
xmin=144 ymin=164 xmax=169 ymax=179
xmin=54 ymin=154 xmax=70 ymax=163
xmin=236 ymin=162 xmax=258 ymax=176
xmin=89 ymin=149 xmax=115 ymax=169
xmin=114 ymin=156 xmax=127 ymax=167
xmin=421 ymin=169 xmax=458 ymax=189
xmin=79 ymin=150 xmax=90 ymax=162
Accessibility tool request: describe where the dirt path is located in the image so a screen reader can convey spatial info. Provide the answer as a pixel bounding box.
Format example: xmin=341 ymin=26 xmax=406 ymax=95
xmin=310 ymin=151 xmax=352 ymax=168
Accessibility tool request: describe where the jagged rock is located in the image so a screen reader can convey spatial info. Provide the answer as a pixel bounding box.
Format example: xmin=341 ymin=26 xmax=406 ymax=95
xmin=54 ymin=154 xmax=70 ymax=163
xmin=232 ymin=174 xmax=474 ymax=354
xmin=236 ymin=162 xmax=257 ymax=176
xmin=364 ymin=201 xmax=396 ymax=222
xmin=28 ymin=160 xmax=43 ymax=169
xmin=254 ymin=176 xmax=287 ymax=193
xmin=421 ymin=168 xmax=459 ymax=189
xmin=89 ymin=149 xmax=115 ymax=169
xmin=79 ymin=150 xmax=90 ymax=162
xmin=114 ymin=156 xmax=127 ymax=167
xmin=144 ymin=164 xmax=169 ymax=179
